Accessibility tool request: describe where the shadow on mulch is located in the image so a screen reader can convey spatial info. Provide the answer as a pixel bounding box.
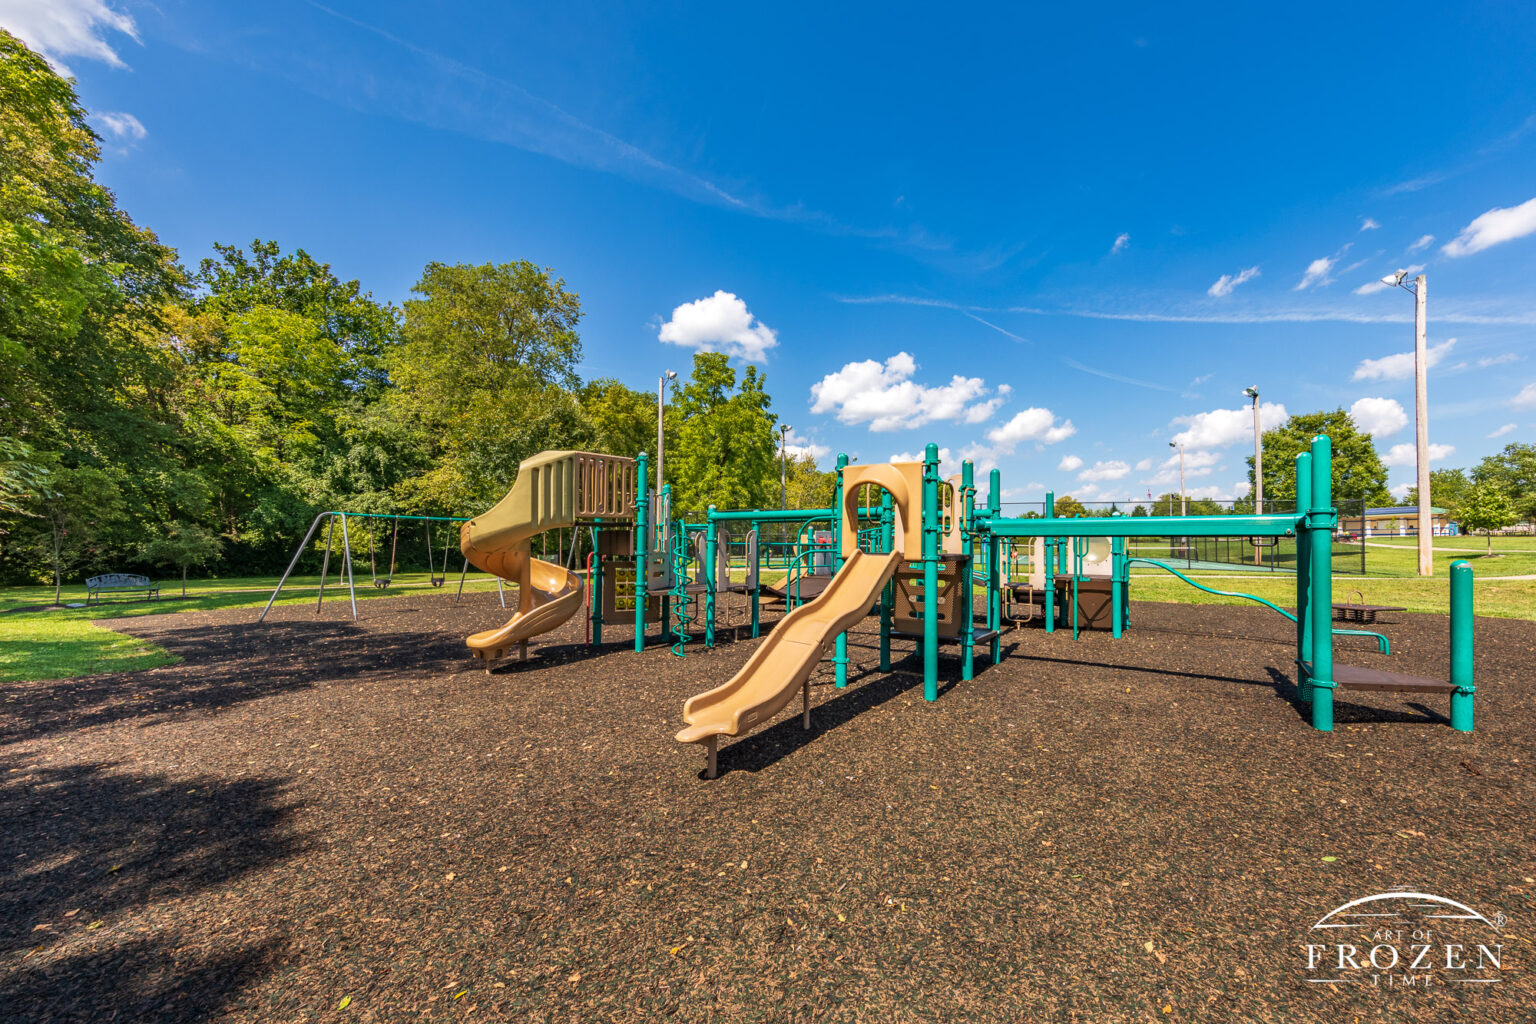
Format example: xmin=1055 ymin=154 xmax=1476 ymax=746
xmin=0 ymin=615 xmax=465 ymax=747
xmin=0 ymin=751 xmax=304 ymax=1021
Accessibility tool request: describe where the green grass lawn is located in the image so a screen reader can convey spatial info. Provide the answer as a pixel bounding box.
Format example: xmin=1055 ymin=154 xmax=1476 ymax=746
xmin=1126 ymin=573 xmax=1535 ymax=620
xmin=0 ymin=571 xmax=509 ymax=684
xmin=1360 ymin=534 xmax=1536 ymax=578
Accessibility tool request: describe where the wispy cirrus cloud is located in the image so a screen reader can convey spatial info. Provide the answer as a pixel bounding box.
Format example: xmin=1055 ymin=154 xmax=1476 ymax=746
xmin=1207 ymin=266 xmax=1260 ymax=297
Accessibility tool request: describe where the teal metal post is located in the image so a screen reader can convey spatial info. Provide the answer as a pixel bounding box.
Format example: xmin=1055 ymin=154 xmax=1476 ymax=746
xmin=704 ymin=508 xmax=718 ymax=648
xmin=1294 ymin=453 xmax=1313 ymax=703
xmin=922 ymin=443 xmax=940 ymax=700
xmin=879 ymin=489 xmax=893 ymax=672
xmin=659 ymin=485 xmax=673 ymax=641
xmin=633 ymin=454 xmax=649 ymax=652
xmin=1110 ymin=535 xmax=1125 ymax=639
xmin=1307 ymin=436 xmax=1336 ymax=731
xmin=1450 ymin=560 xmax=1475 ymax=731
xmin=988 ymin=468 xmax=1002 ymax=663
xmin=960 ymin=460 xmax=975 ymax=681
xmin=591 ymin=521 xmax=604 ymax=645
xmin=833 ymin=454 xmax=850 ymax=688
xmin=1043 ymin=491 xmax=1056 ymax=634
xmin=750 ymin=518 xmax=761 ymax=637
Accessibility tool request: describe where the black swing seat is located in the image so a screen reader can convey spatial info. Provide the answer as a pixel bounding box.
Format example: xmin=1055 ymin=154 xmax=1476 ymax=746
xmin=373 ymin=578 xmax=391 ymax=590
xmin=1302 ymin=662 xmax=1455 ymax=694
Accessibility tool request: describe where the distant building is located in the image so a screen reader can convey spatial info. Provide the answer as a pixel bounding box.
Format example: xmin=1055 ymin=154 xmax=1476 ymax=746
xmin=1347 ymin=505 xmax=1457 ymax=537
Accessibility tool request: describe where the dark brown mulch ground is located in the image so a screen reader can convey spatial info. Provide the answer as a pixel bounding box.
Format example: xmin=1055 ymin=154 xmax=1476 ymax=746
xmin=2 ymin=591 xmax=1533 ymax=1023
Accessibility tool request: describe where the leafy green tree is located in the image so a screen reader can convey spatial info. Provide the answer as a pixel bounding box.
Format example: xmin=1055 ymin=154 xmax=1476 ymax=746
xmin=1150 ymin=492 xmax=1184 ymax=516
xmin=15 ymin=462 xmax=128 ymax=602
xmin=141 ymin=523 xmax=224 ymax=596
xmin=0 ymin=437 xmax=48 ymax=515
xmin=1405 ymin=468 xmax=1470 ymax=512
xmin=1453 ymin=482 xmax=1518 ymax=554
xmin=580 ymin=378 xmax=655 ymax=460
xmin=664 ymin=353 xmax=778 ymax=512
xmin=1053 ymin=495 xmax=1089 ymax=518
xmin=1250 ymin=410 xmax=1391 ymax=506
xmin=1472 ymin=443 xmax=1536 ymax=521
xmin=786 ymin=454 xmax=836 ymax=509
xmin=216 ymin=306 xmax=346 ymax=463
xmin=385 ymin=261 xmax=585 ymax=512
xmin=1130 ymin=505 xmax=1148 ymax=517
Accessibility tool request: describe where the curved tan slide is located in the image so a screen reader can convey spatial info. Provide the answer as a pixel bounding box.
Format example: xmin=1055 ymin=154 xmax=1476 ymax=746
xmin=675 ymin=548 xmax=900 ymax=772
xmin=459 ymin=453 xmax=587 ymax=664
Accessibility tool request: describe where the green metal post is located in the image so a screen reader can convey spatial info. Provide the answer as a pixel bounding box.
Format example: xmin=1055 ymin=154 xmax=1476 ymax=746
xmin=1308 ymin=436 xmax=1335 ymax=731
xmin=1043 ymin=491 xmax=1056 ymax=634
xmin=750 ymin=518 xmax=761 ymax=638
xmin=1450 ymin=560 xmax=1475 ymax=731
xmin=704 ymin=508 xmax=718 ymax=648
xmin=879 ymin=490 xmax=893 ymax=672
xmin=592 ymin=522 xmax=604 ymax=645
xmin=922 ymin=443 xmax=940 ymax=701
xmin=961 ymin=460 xmax=975 ymax=681
xmin=660 ymin=485 xmax=673 ymax=641
xmin=633 ymin=453 xmax=649 ymax=652
xmin=988 ymin=468 xmax=1002 ymax=663
xmin=1294 ymin=453 xmax=1312 ymax=703
xmin=1111 ymin=535 xmax=1125 ymax=639
xmin=833 ymin=453 xmax=850 ymax=688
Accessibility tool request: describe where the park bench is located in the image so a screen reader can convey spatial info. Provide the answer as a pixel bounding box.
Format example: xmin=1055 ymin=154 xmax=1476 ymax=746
xmin=85 ymin=573 xmax=160 ymax=605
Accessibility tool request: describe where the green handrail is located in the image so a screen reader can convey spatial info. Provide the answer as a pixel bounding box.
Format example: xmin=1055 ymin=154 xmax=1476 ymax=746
xmin=1128 ymin=558 xmax=1389 ymax=654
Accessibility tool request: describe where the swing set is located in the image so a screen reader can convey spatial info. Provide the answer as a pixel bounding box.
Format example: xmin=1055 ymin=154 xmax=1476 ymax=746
xmin=258 ymin=511 xmax=509 ymax=623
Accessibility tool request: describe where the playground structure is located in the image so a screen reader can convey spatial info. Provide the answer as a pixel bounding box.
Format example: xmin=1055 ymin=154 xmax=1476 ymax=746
xmin=672 ymin=436 xmax=1477 ymax=777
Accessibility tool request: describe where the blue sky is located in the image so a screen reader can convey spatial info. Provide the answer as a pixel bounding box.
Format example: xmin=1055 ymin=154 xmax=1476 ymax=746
xmin=9 ymin=0 xmax=1536 ymax=505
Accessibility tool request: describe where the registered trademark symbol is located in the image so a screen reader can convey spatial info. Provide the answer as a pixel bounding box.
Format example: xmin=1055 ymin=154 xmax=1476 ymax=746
xmin=1494 ymin=913 xmax=1506 ymax=928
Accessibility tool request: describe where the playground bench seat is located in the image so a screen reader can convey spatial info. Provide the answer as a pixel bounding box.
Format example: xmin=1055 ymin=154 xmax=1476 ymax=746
xmin=1332 ymin=602 xmax=1405 ymax=625
xmin=85 ymin=573 xmax=160 ymax=605
xmin=1303 ymin=661 xmax=1455 ymax=695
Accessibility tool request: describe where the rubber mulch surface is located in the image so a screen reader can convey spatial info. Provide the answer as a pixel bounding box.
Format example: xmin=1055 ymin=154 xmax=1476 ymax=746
xmin=2 ymin=591 xmax=1533 ymax=1022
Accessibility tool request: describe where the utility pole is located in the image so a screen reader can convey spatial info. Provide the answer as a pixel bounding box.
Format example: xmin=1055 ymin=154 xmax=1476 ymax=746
xmin=657 ymin=369 xmax=676 ymax=496
xmin=1379 ymin=270 xmax=1434 ymax=577
xmin=779 ymin=423 xmax=792 ymax=509
xmin=1169 ymin=441 xmax=1187 ymax=516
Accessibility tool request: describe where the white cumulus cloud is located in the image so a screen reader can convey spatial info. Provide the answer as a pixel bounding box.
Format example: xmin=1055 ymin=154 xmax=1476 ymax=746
xmin=1169 ymin=402 xmax=1288 ymax=449
xmin=1208 ymin=266 xmax=1260 ymax=297
xmin=985 ymin=408 xmax=1076 ymax=452
xmin=1350 ymin=397 xmax=1408 ymax=437
xmin=1488 ymin=423 xmax=1516 ymax=438
xmin=1383 ymin=442 xmax=1455 ymax=467
xmin=1078 ymin=460 xmax=1130 ymax=482
xmin=1442 ymin=196 xmax=1536 ymax=257
xmin=0 ymin=0 xmax=139 ymax=73
xmin=658 ymin=290 xmax=777 ymax=362
xmin=1514 ymin=382 xmax=1536 ymax=409
xmin=1351 ymin=338 xmax=1456 ymax=381
xmin=1058 ymin=454 xmax=1084 ymax=472
xmin=809 ymin=353 xmax=1006 ymax=431
xmin=782 ymin=428 xmax=830 ymax=465
xmin=94 ymin=111 xmax=146 ymax=142
xmin=1295 ymin=256 xmax=1338 ymax=290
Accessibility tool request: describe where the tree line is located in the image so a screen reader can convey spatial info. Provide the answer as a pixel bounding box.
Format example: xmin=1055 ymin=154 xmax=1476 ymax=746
xmin=0 ymin=32 xmax=831 ymax=591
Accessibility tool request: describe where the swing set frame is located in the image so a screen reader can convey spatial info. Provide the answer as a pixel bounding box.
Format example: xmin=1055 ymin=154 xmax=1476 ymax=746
xmin=257 ymin=511 xmax=508 ymax=623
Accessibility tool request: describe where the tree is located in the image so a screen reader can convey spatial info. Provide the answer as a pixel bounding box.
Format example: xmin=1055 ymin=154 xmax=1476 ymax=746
xmin=1130 ymin=505 xmax=1148 ymax=517
xmin=664 ymin=353 xmax=778 ymax=512
xmin=1472 ymin=443 xmax=1536 ymax=522
xmin=1251 ymin=409 xmax=1391 ymax=506
xmin=1150 ymin=492 xmax=1184 ymax=516
xmin=580 ymin=378 xmax=655 ymax=460
xmin=1453 ymin=482 xmax=1518 ymax=554
xmin=386 ymin=260 xmax=585 ymax=511
xmin=141 ymin=523 xmax=224 ymax=596
xmin=1405 ymin=468 xmax=1470 ymax=512
xmin=1053 ymin=495 xmax=1088 ymax=518
xmin=785 ymin=454 xmax=836 ymax=509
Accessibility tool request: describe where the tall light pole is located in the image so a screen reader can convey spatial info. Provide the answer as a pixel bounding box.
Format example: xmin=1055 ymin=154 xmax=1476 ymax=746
xmin=657 ymin=369 xmax=677 ymax=497
xmin=1168 ymin=441 xmax=1187 ymax=516
xmin=779 ymin=423 xmax=793 ymax=509
xmin=1380 ymin=270 xmax=1433 ymax=577
xmin=1244 ymin=386 xmax=1263 ymax=565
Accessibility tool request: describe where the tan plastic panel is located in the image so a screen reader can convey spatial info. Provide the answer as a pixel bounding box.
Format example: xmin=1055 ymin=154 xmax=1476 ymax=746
xmin=675 ymin=549 xmax=900 ymax=745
